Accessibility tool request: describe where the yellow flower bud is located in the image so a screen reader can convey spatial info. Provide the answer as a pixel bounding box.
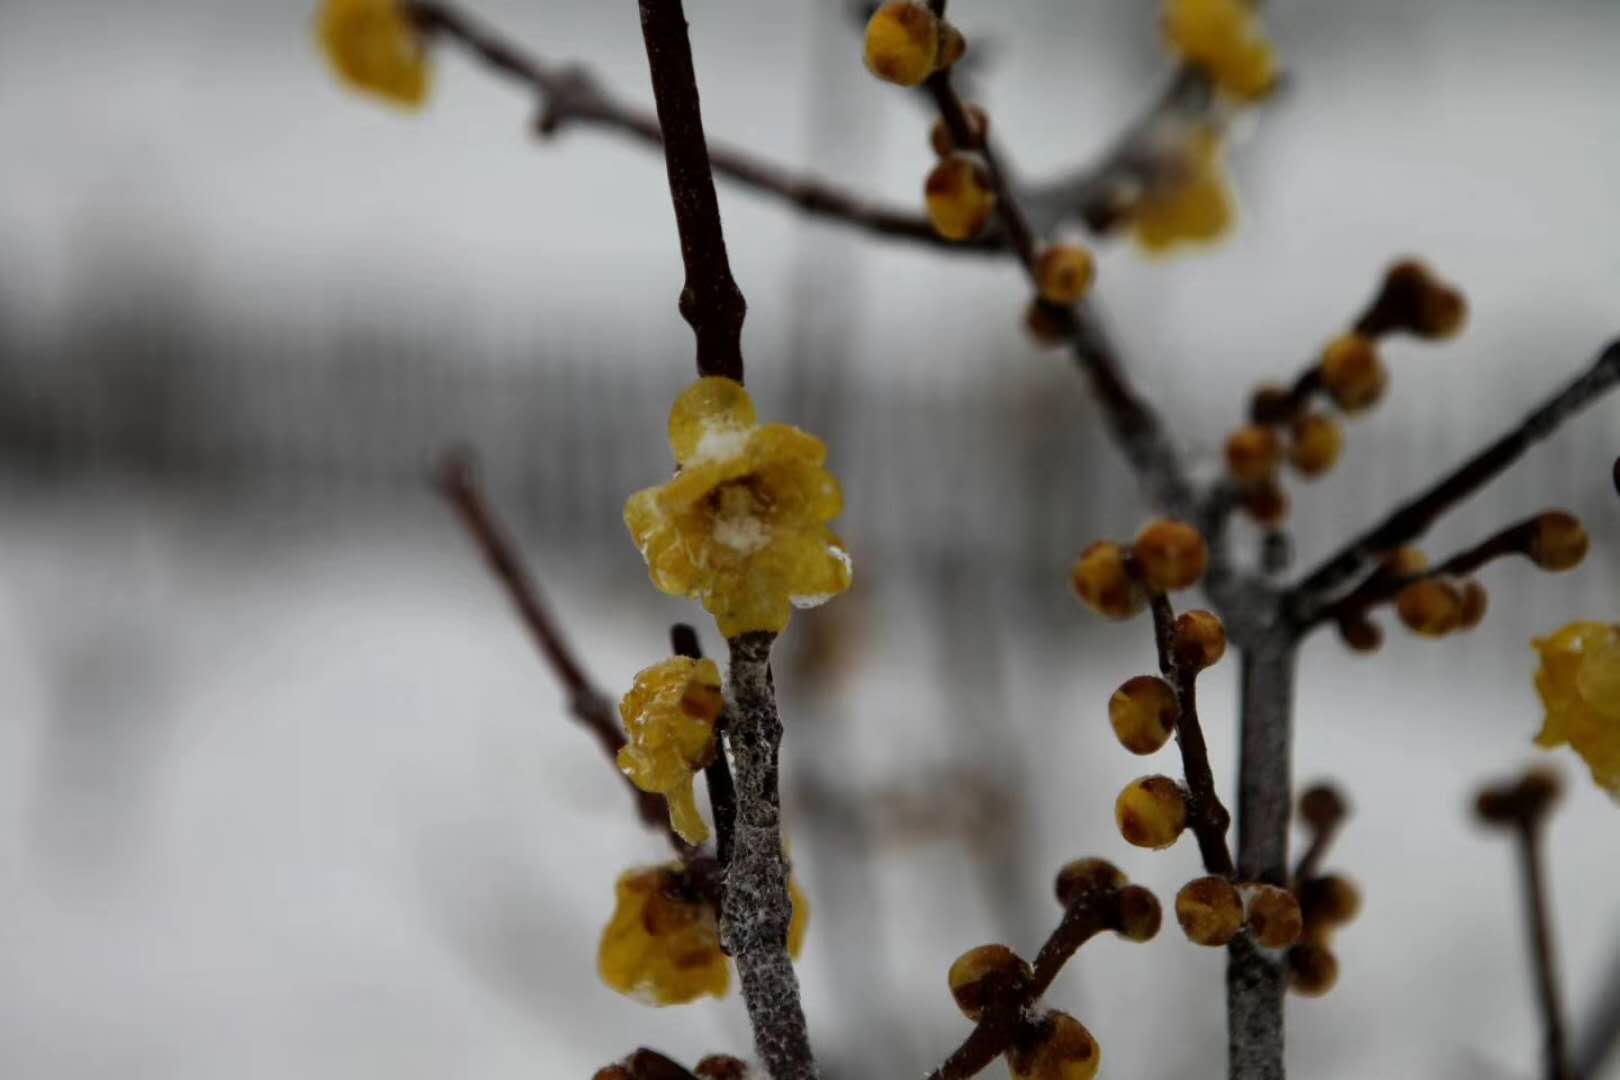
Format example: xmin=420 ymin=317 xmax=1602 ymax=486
xmin=1132 ymin=518 xmax=1209 ymax=592
xmin=1173 ymin=610 xmax=1227 ymax=670
xmin=863 ymin=2 xmax=940 ymax=86
xmin=1112 ymin=884 xmax=1164 ymax=942
xmin=1008 ymin=1011 xmax=1101 ymax=1080
xmin=1115 ymin=775 xmax=1188 ymax=849
xmin=317 ymin=0 xmax=432 ymax=107
xmin=1243 ymin=884 xmax=1303 ymax=949
xmin=947 ymin=944 xmax=1031 ymax=1021
xmin=1225 ymin=425 xmax=1282 ymax=486
xmin=1395 ymin=578 xmax=1463 ymax=637
xmin=598 ymin=865 xmax=728 ymax=1005
xmin=1034 ymin=245 xmax=1097 ymax=305
xmin=1298 ymin=875 xmax=1361 ymax=930
xmin=1240 ymin=479 xmax=1290 ymax=525
xmin=1175 ymin=876 xmax=1243 ymax=947
xmin=1109 ymin=675 xmax=1178 ymax=755
xmin=618 ymin=657 xmax=724 ymax=845
xmin=1287 ymin=412 xmax=1343 ymax=477
xmin=1054 ymin=857 xmax=1128 ymax=907
xmin=929 ymin=105 xmax=988 ymax=157
xmin=1528 ymin=511 xmax=1588 ymax=572
xmin=925 ymin=153 xmax=997 ymax=241
xmin=1286 ymin=941 xmax=1340 ymax=997
xmin=1070 ymin=541 xmax=1147 ymax=620
xmin=1319 ymin=334 xmax=1387 ymax=413
xmin=1162 ymin=0 xmax=1279 ymax=101
xmin=1458 ymin=579 xmax=1489 ymax=630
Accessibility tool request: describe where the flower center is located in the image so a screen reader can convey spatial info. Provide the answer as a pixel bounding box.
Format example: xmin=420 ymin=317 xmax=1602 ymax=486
xmin=709 ymin=481 xmax=773 ymax=555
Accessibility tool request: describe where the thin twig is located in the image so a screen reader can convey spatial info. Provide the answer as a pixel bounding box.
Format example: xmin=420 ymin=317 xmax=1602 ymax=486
xmin=672 ymin=624 xmax=738 ymax=873
xmin=1517 ymin=822 xmax=1575 ymax=1080
xmin=1148 ymin=592 xmax=1235 ymax=877
xmin=434 ymin=449 xmax=677 ymax=843
xmin=922 ymin=66 xmax=1200 ymax=523
xmin=403 ymin=0 xmax=993 ymax=255
xmin=1286 ymin=340 xmax=1620 ymax=626
xmin=1307 ymin=514 xmax=1543 ymax=632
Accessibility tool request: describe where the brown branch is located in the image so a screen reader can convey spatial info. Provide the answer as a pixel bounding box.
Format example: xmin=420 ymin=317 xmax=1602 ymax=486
xmin=403 ymin=0 xmax=992 ymax=255
xmin=672 ymin=624 xmax=737 ymax=872
xmin=434 ymin=449 xmax=678 ymax=844
xmin=1286 ymin=339 xmax=1620 ymax=626
xmin=1517 ymin=821 xmax=1574 ymax=1080
xmin=1307 ymin=513 xmax=1547 ymax=632
xmin=923 ymin=890 xmax=1128 ymax=1080
xmin=922 ymin=67 xmax=1200 ymax=522
xmin=634 ymin=0 xmax=747 ymax=381
xmin=723 ymin=631 xmax=818 ymax=1080
xmin=1148 ymin=592 xmax=1235 ymax=877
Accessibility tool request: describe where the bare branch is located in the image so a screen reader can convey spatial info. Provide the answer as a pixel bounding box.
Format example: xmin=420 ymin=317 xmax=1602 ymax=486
xmin=435 ymin=449 xmax=678 ymax=843
xmin=404 ymin=0 xmax=993 ymax=255
xmin=1287 ymin=339 xmax=1620 ymax=626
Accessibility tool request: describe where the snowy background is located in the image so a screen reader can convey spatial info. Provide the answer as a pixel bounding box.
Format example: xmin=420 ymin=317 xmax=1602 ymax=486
xmin=1 ymin=0 xmax=1618 ymax=1077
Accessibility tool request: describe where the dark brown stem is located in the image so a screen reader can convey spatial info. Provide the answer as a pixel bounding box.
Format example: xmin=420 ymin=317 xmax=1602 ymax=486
xmin=1148 ymin=592 xmax=1235 ymax=877
xmin=635 ymin=0 xmax=747 ymax=381
xmin=1290 ymin=820 xmax=1337 ymax=889
xmin=922 ymin=69 xmax=1200 ymax=522
xmin=672 ymin=624 xmax=738 ymax=873
xmin=1308 ymin=514 xmax=1543 ymax=632
xmin=1517 ymin=821 xmax=1575 ymax=1080
xmin=435 ymin=449 xmax=676 ymax=843
xmin=722 ymin=632 xmax=817 ymax=1080
xmin=1287 ymin=340 xmax=1620 ymax=625
xmin=404 ymin=0 xmax=987 ymax=255
xmin=924 ymin=894 xmax=1119 ymax=1080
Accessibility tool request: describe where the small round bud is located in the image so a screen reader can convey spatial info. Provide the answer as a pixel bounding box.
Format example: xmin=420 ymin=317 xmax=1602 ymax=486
xmin=1132 ymin=518 xmax=1208 ymax=591
xmin=1225 ymin=425 xmax=1282 ymax=486
xmin=1319 ymin=333 xmax=1387 ymax=413
xmin=1528 ymin=511 xmax=1588 ymax=571
xmin=1297 ymin=784 xmax=1348 ymax=831
xmin=1249 ymin=383 xmax=1295 ymax=426
xmin=1479 ymin=767 xmax=1563 ymax=826
xmin=1115 ymin=775 xmax=1188 ymax=849
xmin=1175 ymin=876 xmax=1244 ymax=947
xmin=694 ymin=1056 xmax=750 ymax=1080
xmin=1023 ymin=299 xmax=1071 ymax=348
xmin=1070 ymin=541 xmax=1146 ymax=619
xmin=863 ymin=2 xmax=940 ymax=87
xmin=924 ymin=153 xmax=996 ymax=242
xmin=1008 ymin=1011 xmax=1101 ymax=1080
xmin=947 ymin=944 xmax=1032 ymax=1021
xmin=1417 ymin=285 xmax=1467 ymax=340
xmin=1374 ymin=261 xmax=1468 ymax=340
xmin=1286 ymin=942 xmax=1340 ymax=997
xmin=1457 ymin=579 xmax=1488 ymax=630
xmin=929 ymin=105 xmax=988 ymax=157
xmin=1336 ymin=614 xmax=1383 ymax=653
xmin=937 ymin=22 xmax=967 ymax=69
xmin=1054 ymin=858 xmax=1127 ymax=907
xmin=1298 ymin=875 xmax=1361 ymax=929
xmin=1395 ymin=578 xmax=1463 ymax=637
xmin=1108 ymin=675 xmax=1178 ymax=755
xmin=1243 ymin=884 xmax=1303 ymax=949
xmin=1287 ymin=413 xmax=1343 ymax=477
xmin=1112 ymin=884 xmax=1163 ymax=942
xmin=1240 ymin=479 xmax=1290 ymax=525
xmin=1172 ymin=610 xmax=1227 ymax=670
xmin=1382 ymin=546 xmax=1428 ymax=577
xmin=1033 ymin=244 xmax=1096 ymax=304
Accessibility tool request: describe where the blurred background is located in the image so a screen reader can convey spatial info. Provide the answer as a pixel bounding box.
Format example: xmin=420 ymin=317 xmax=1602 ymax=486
xmin=1 ymin=0 xmax=1618 ymax=1077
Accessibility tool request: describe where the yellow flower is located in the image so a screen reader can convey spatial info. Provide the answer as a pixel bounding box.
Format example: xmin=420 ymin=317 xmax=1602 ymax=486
xmin=1532 ymin=622 xmax=1620 ymax=797
xmin=1163 ymin=0 xmax=1278 ymax=101
xmin=1131 ymin=129 xmax=1235 ymax=253
xmin=625 ymin=378 xmax=853 ymax=638
xmin=316 ymin=0 xmax=431 ymax=108
xmin=598 ymin=865 xmax=729 ymax=1006
xmin=618 ymin=657 xmax=725 ymax=845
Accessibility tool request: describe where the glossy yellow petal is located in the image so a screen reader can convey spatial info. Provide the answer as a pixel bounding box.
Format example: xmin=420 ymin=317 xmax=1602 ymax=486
xmin=746 ymin=423 xmax=828 ymax=471
xmin=618 ymin=658 xmax=723 ymax=841
xmin=316 ymin=0 xmax=431 ymax=107
xmin=1532 ymin=623 xmax=1620 ymax=798
xmin=659 ymin=456 xmax=752 ymax=515
xmin=787 ymin=875 xmax=810 ymax=959
xmin=598 ymin=865 xmax=729 ymax=1005
xmin=669 ymin=377 xmax=757 ymax=465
